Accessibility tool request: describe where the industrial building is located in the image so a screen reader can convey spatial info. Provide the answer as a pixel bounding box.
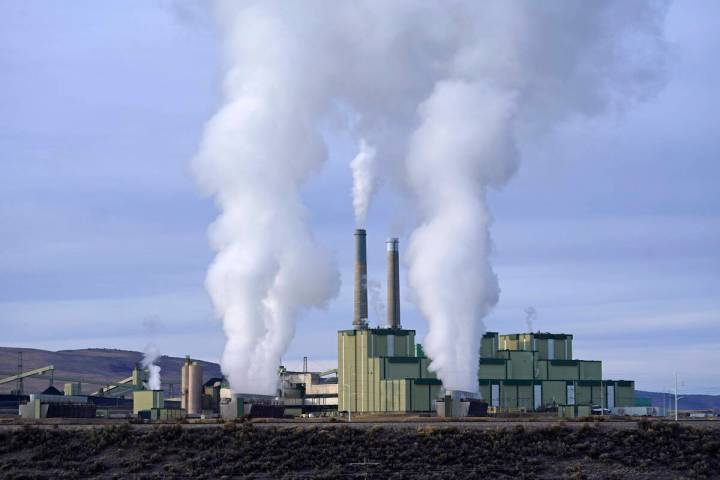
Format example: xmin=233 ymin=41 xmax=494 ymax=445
xmin=279 ymin=363 xmax=338 ymax=415
xmin=479 ymin=332 xmax=635 ymax=411
xmin=338 ymin=230 xmax=442 ymax=413
xmin=337 ymin=228 xmax=636 ymax=415
xmin=0 ymin=226 xmax=641 ymax=421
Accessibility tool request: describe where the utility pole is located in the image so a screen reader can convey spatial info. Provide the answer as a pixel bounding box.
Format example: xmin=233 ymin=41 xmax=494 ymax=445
xmin=15 ymin=351 xmax=23 ymax=395
xmin=674 ymin=372 xmax=679 ymax=422
xmin=347 ymin=381 xmax=352 ymax=423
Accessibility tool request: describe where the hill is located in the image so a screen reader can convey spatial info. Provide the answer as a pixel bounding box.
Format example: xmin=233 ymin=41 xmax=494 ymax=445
xmin=0 ymin=347 xmax=222 ymax=396
xmin=636 ymin=390 xmax=720 ymax=411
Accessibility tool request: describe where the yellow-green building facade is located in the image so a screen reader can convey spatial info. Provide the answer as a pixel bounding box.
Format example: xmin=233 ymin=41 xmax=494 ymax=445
xmin=479 ymin=332 xmax=635 ymax=410
xmin=338 ymin=328 xmax=442 ymax=413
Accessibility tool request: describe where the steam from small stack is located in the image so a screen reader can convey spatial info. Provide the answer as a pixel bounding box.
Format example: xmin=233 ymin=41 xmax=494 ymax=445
xmin=353 ymin=229 xmax=368 ymax=329
xmin=386 ymin=238 xmax=400 ymax=329
xmin=141 ymin=345 xmax=161 ymax=391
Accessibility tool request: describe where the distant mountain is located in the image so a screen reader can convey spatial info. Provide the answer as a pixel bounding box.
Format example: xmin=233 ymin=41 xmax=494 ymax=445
xmin=0 ymin=347 xmax=222 ymax=396
xmin=636 ymin=390 xmax=720 ymax=411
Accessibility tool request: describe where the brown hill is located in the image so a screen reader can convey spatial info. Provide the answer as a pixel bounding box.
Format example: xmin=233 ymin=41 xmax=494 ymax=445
xmin=0 ymin=347 xmax=222 ymax=396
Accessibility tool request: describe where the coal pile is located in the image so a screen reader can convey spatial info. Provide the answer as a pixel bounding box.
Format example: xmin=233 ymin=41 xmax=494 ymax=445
xmin=0 ymin=421 xmax=718 ymax=479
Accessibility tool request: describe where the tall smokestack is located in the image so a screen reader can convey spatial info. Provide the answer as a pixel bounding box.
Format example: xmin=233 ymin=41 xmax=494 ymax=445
xmin=386 ymin=238 xmax=401 ymax=328
xmin=353 ymin=229 xmax=368 ymax=329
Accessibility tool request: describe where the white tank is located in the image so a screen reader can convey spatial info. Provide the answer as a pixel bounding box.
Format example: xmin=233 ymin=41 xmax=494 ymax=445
xmin=181 ymin=357 xmax=190 ymax=410
xmin=188 ymin=362 xmax=203 ymax=415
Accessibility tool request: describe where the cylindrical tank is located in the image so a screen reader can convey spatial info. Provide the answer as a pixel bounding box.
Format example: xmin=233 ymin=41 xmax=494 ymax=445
xmin=181 ymin=356 xmax=190 ymax=410
xmin=187 ymin=361 xmax=203 ymax=415
xmin=386 ymin=237 xmax=400 ymax=328
xmin=353 ymin=229 xmax=368 ymax=329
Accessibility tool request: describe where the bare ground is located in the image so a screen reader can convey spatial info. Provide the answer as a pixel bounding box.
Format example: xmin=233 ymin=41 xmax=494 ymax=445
xmin=0 ymin=420 xmax=718 ymax=479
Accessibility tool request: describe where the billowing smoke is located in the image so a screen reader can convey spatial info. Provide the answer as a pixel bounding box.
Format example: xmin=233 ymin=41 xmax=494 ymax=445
xmin=142 ymin=345 xmax=162 ymax=391
xmin=350 ymin=139 xmax=378 ymax=227
xmin=193 ymin=2 xmax=341 ymax=394
xmin=403 ymin=3 xmax=668 ymax=392
xmin=524 ymin=307 xmax=537 ymax=333
xmin=197 ymin=1 xmax=668 ymax=394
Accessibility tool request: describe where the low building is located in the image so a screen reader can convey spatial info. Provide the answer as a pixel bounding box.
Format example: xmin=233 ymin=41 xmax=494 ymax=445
xmin=133 ymin=390 xmax=164 ymax=415
xmin=279 ymin=368 xmax=338 ymax=414
xmin=19 ymin=393 xmax=95 ymax=419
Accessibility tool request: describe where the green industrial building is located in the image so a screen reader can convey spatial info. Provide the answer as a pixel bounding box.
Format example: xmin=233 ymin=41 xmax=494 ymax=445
xmin=479 ymin=332 xmax=635 ymax=411
xmin=338 ymin=228 xmax=635 ymax=415
xmin=337 ymin=328 xmax=442 ymax=413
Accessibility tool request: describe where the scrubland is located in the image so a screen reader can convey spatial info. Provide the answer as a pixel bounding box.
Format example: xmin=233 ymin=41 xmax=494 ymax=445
xmin=0 ymin=420 xmax=718 ymax=479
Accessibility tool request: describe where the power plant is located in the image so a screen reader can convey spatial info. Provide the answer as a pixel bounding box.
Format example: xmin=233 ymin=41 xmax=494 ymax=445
xmin=0 ymin=227 xmax=644 ymax=421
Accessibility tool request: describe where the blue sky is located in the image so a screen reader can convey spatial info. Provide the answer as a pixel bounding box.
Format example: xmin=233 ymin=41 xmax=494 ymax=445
xmin=1 ymin=1 xmax=718 ymax=394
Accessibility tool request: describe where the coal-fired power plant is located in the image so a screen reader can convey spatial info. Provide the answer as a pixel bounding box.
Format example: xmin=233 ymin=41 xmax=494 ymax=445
xmin=386 ymin=237 xmax=401 ymax=329
xmin=4 ymin=226 xmax=639 ymax=421
xmin=353 ymin=229 xmax=368 ymax=330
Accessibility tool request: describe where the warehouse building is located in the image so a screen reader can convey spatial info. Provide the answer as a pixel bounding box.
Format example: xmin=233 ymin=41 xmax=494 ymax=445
xmin=479 ymin=332 xmax=635 ymax=410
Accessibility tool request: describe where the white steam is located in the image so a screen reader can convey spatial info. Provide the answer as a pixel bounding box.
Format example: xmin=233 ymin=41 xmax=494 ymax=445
xmin=197 ymin=1 xmax=668 ymax=394
xmin=350 ymin=139 xmax=377 ymax=226
xmin=142 ymin=345 xmax=162 ymax=391
xmin=524 ymin=307 xmax=537 ymax=333
xmin=193 ymin=3 xmax=340 ymax=394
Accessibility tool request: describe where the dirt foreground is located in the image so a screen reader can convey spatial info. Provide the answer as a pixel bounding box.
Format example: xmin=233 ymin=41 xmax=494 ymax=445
xmin=0 ymin=420 xmax=718 ymax=479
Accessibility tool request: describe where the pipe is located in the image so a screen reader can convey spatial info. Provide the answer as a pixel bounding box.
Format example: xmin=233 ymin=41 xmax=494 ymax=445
xmin=386 ymin=237 xmax=400 ymax=328
xmin=353 ymin=229 xmax=368 ymax=329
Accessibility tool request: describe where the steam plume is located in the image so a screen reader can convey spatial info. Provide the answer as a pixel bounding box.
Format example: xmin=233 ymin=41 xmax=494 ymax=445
xmin=193 ymin=2 xmax=340 ymax=394
xmin=197 ymin=1 xmax=668 ymax=394
xmin=142 ymin=345 xmax=162 ymax=391
xmin=350 ymin=139 xmax=377 ymax=226
xmin=524 ymin=307 xmax=537 ymax=333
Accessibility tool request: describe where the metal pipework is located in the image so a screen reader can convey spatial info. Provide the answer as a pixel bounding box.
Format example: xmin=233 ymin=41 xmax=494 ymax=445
xmin=353 ymin=229 xmax=368 ymax=329
xmin=386 ymin=237 xmax=401 ymax=328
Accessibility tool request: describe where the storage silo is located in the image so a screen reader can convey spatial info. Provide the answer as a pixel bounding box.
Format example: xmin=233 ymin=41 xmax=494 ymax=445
xmin=187 ymin=361 xmax=203 ymax=415
xmin=181 ymin=356 xmax=190 ymax=410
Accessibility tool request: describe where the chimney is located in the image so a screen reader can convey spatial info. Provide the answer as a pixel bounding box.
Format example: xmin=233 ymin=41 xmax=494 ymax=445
xmin=353 ymin=229 xmax=368 ymax=329
xmin=386 ymin=237 xmax=401 ymax=328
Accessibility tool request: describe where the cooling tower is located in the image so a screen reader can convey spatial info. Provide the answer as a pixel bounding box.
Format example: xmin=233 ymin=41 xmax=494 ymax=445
xmin=353 ymin=229 xmax=368 ymax=329
xmin=386 ymin=237 xmax=401 ymax=328
xmin=188 ymin=361 xmax=203 ymax=415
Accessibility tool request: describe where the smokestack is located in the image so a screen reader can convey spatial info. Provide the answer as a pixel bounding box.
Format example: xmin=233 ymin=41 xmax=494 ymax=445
xmin=353 ymin=229 xmax=368 ymax=329
xmin=386 ymin=238 xmax=401 ymax=328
